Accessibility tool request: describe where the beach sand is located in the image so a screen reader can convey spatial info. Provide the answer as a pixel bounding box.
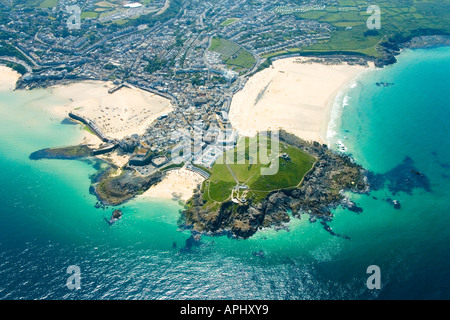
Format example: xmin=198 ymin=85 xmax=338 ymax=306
xmin=0 ymin=67 xmax=173 ymax=142
xmin=0 ymin=65 xmax=20 ymax=91
xmin=229 ymin=57 xmax=373 ymax=144
xmin=97 ymin=150 xmax=131 ymax=168
xmin=48 ymin=81 xmax=174 ymax=168
xmin=140 ymin=168 xmax=205 ymax=202
xmin=49 ymin=81 xmax=173 ymax=140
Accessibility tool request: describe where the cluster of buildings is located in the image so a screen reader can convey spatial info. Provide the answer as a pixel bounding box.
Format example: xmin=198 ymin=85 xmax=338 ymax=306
xmin=213 ymin=3 xmax=335 ymax=56
xmin=0 ymin=0 xmax=341 ymax=174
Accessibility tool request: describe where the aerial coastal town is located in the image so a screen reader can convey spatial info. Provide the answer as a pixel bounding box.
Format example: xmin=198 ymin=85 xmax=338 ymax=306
xmin=0 ymin=0 xmax=371 ymax=179
xmin=1 ymin=0 xmax=449 ymax=301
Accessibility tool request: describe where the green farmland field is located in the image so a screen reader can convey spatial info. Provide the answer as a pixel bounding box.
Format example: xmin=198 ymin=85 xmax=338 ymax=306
xmin=209 ymin=37 xmax=256 ymax=71
xmin=268 ymin=0 xmax=450 ymax=59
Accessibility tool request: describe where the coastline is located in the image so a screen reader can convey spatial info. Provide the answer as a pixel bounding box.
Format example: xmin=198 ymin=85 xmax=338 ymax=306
xmin=1 ymin=44 xmax=449 ymax=299
xmin=322 ymin=62 xmax=375 ymax=145
xmin=1 ymin=58 xmax=374 ymax=209
xmin=48 ymin=80 xmax=173 ymax=141
xmin=0 ymin=66 xmax=173 ymax=144
xmin=0 ymin=67 xmax=171 ymax=169
xmin=228 ymin=57 xmax=374 ymax=144
xmin=0 ymin=66 xmax=203 ymax=206
xmin=0 ymin=60 xmax=372 ymax=208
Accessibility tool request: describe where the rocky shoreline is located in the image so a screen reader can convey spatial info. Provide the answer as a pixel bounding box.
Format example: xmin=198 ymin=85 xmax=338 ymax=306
xmin=94 ymin=168 xmax=163 ymax=206
xmin=29 ymin=142 xmax=164 ymax=206
xmin=376 ymin=35 xmax=450 ymax=67
xmin=29 ymin=145 xmax=93 ymax=160
xmin=28 ymin=129 xmax=370 ymax=238
xmin=29 ymin=129 xmax=432 ymax=239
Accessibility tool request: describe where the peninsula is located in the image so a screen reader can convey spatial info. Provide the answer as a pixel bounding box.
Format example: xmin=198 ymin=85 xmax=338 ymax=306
xmin=22 ymin=55 xmax=370 ymax=238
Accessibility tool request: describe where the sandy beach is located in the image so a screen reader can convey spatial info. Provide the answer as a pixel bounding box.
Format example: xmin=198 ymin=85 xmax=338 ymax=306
xmin=140 ymin=168 xmax=205 ymax=202
xmin=0 ymin=65 xmax=20 ymax=91
xmin=49 ymin=81 xmax=173 ymax=167
xmin=229 ymin=57 xmax=373 ymax=144
xmin=50 ymin=81 xmax=173 ymax=140
xmin=0 ymin=66 xmax=173 ymax=142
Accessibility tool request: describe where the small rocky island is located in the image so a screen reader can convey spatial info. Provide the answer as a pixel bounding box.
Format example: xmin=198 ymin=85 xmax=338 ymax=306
xmin=105 ymin=209 xmax=123 ymax=225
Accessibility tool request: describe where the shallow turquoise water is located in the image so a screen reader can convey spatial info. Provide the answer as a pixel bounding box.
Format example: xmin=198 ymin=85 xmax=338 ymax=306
xmin=0 ymin=47 xmax=449 ymax=299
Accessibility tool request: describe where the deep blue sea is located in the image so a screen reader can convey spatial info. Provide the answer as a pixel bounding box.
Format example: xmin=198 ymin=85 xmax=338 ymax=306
xmin=0 ymin=46 xmax=449 ymax=300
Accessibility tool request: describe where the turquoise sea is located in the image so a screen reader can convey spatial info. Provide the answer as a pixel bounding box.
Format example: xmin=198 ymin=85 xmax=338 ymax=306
xmin=0 ymin=46 xmax=449 ymax=300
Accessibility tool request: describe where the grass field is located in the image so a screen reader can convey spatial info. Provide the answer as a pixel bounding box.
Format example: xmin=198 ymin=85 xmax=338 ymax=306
xmin=39 ymin=0 xmax=58 ymax=8
xmin=204 ymin=135 xmax=316 ymax=205
xmin=81 ymin=11 xmax=100 ymax=19
xmin=221 ymin=18 xmax=239 ymax=26
xmin=209 ymin=37 xmax=256 ymax=71
xmin=268 ymin=0 xmax=450 ymax=59
xmin=95 ymin=1 xmax=117 ymax=8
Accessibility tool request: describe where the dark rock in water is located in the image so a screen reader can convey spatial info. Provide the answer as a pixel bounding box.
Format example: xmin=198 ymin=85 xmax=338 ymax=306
xmin=386 ymin=198 xmax=401 ymax=209
xmin=112 ymin=209 xmax=122 ymax=219
xmin=181 ymin=234 xmax=201 ymax=253
xmin=376 ymin=82 xmax=394 ymax=87
xmin=61 ymin=118 xmax=77 ymax=125
xmin=30 ymin=145 xmax=93 ymax=160
xmin=252 ymin=250 xmax=265 ymax=258
xmin=319 ymin=219 xmax=350 ymax=240
xmin=94 ymin=201 xmax=105 ymax=209
xmin=367 ymin=156 xmax=431 ymax=195
xmin=410 ymin=169 xmax=424 ymax=177
xmin=343 ymin=199 xmax=363 ymax=213
xmin=385 ymin=157 xmax=431 ymax=195
xmin=105 ymin=209 xmax=122 ymax=225
xmin=366 ymin=171 xmax=386 ymax=191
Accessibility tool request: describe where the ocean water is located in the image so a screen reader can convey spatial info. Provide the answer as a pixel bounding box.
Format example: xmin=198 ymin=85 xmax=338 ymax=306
xmin=0 ymin=46 xmax=449 ymax=300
